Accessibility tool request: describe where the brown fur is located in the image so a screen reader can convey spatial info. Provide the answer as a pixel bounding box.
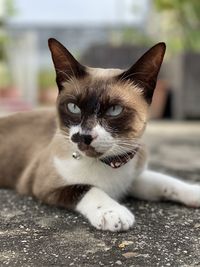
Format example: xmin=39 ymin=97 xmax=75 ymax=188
xmin=0 ymin=109 xmax=56 ymax=188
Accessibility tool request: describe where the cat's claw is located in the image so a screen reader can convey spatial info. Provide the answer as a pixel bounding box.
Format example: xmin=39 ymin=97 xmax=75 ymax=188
xmin=89 ymin=205 xmax=135 ymax=232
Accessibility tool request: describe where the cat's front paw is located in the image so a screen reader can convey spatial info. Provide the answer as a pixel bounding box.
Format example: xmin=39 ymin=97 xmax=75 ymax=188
xmin=89 ymin=205 xmax=135 ymax=232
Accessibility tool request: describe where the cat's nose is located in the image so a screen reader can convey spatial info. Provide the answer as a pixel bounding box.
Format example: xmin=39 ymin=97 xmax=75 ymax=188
xmin=71 ymin=133 xmax=94 ymax=145
xmin=81 ymin=134 xmax=93 ymax=145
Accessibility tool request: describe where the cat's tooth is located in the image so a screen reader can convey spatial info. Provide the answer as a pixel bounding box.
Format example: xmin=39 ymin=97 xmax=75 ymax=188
xmin=111 ymin=162 xmax=115 ymax=168
xmin=115 ymin=162 xmax=121 ymax=167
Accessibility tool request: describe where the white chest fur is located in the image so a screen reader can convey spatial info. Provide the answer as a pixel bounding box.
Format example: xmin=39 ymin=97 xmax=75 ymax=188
xmin=53 ymin=154 xmax=143 ymax=199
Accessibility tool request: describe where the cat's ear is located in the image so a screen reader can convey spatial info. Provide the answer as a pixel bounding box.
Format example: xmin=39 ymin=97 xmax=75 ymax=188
xmin=118 ymin=42 xmax=166 ymax=104
xmin=48 ymin=38 xmax=86 ymax=91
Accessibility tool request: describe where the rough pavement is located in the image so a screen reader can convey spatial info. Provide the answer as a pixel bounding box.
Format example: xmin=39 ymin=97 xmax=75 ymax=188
xmin=0 ymin=122 xmax=200 ymax=267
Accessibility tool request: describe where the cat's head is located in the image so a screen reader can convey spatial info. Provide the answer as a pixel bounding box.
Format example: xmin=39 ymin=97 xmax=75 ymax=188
xmin=48 ymin=38 xmax=165 ymax=160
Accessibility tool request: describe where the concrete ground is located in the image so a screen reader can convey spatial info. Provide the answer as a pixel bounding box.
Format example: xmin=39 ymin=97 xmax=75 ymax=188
xmin=0 ymin=122 xmax=200 ymax=267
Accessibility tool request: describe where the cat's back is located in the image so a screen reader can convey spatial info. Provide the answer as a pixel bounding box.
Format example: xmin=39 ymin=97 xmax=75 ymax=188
xmin=0 ymin=108 xmax=57 ymax=188
xmin=0 ymin=108 xmax=57 ymax=139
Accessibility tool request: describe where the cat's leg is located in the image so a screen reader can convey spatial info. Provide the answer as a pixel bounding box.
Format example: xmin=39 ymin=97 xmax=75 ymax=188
xmin=17 ymin=157 xmax=134 ymax=231
xmin=129 ymin=170 xmax=200 ymax=207
xmin=43 ymin=185 xmax=135 ymax=232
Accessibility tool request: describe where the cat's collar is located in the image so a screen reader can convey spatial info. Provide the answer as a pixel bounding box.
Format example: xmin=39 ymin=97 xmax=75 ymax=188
xmin=72 ymin=149 xmax=138 ymax=169
xmin=100 ymin=149 xmax=139 ymax=169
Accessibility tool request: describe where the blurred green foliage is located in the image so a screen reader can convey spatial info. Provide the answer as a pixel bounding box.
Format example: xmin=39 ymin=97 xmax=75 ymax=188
xmin=121 ymin=28 xmax=153 ymax=46
xmin=0 ymin=62 xmax=11 ymax=87
xmin=5 ymin=0 xmax=16 ymax=16
xmin=38 ymin=70 xmax=56 ymax=90
xmin=0 ymin=0 xmax=15 ymax=86
xmin=0 ymin=0 xmax=16 ymax=58
xmin=154 ymin=0 xmax=200 ymax=52
xmin=0 ymin=35 xmax=7 ymax=61
xmin=122 ymin=0 xmax=199 ymax=53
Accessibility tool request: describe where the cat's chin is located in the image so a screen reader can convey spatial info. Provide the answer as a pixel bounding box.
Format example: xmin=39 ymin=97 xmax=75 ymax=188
xmin=77 ymin=143 xmax=103 ymax=158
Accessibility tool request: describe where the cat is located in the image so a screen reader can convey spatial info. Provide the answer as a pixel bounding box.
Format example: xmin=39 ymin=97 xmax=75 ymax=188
xmin=0 ymin=38 xmax=200 ymax=232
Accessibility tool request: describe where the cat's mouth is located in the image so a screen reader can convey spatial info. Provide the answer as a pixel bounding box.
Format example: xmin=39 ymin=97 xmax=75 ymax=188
xmin=77 ymin=143 xmax=103 ymax=157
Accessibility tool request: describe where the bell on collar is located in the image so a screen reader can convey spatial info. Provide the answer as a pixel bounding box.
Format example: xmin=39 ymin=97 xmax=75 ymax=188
xmin=72 ymin=151 xmax=81 ymax=160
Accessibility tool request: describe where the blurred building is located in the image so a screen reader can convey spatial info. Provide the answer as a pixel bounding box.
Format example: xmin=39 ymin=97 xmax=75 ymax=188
xmin=1 ymin=0 xmax=200 ymax=119
xmin=5 ymin=23 xmax=144 ymax=68
xmin=2 ymin=0 xmax=148 ymax=108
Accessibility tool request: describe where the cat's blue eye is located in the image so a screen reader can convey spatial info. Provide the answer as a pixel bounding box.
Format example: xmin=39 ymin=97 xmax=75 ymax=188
xmin=67 ymin=103 xmax=81 ymax=115
xmin=106 ymin=105 xmax=123 ymax=117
